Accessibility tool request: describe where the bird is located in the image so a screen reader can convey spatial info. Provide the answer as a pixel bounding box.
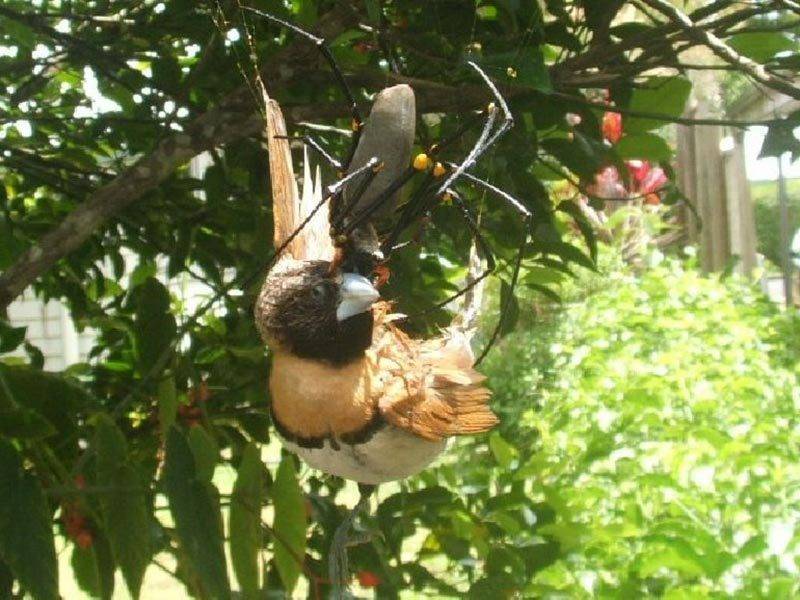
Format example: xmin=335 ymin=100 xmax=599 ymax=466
xmin=254 ymin=85 xmax=497 ymax=596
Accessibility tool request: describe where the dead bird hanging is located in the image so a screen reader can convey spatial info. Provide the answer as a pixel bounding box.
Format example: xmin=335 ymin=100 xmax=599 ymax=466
xmin=237 ymin=6 xmax=534 ymax=597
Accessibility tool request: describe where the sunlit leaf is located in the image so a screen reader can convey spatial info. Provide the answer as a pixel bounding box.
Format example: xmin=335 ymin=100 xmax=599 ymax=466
xmin=272 ymin=457 xmax=306 ymax=593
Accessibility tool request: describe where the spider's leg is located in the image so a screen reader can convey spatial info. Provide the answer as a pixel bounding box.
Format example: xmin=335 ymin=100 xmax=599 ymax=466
xmin=435 ymin=61 xmax=514 ymax=196
xmin=445 ymin=166 xmax=531 ymax=219
xmin=328 ymin=158 xmax=383 ymax=231
xmin=474 ymin=212 xmax=531 ymax=365
xmin=448 ymin=170 xmax=533 ymax=364
xmin=467 ymin=60 xmax=514 ymax=151
xmin=419 ymin=190 xmax=496 ymax=314
xmin=273 ymin=134 xmax=342 ymax=171
xmin=337 ymin=166 xmax=419 ymax=235
xmin=380 ymin=175 xmax=437 ymax=257
xmin=241 ymin=6 xmax=364 ymax=170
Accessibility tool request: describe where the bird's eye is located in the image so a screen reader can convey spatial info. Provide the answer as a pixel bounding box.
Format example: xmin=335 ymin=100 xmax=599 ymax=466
xmin=311 ymin=283 xmax=328 ymax=301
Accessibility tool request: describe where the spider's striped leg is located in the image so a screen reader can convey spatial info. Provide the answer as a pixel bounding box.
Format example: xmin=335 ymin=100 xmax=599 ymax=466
xmin=380 ymin=175 xmax=437 ymax=257
xmin=434 ymin=61 xmax=514 ymax=196
xmin=406 ymin=189 xmax=497 ymax=314
xmin=422 ymin=171 xmax=533 ymax=363
xmin=241 ymin=6 xmax=365 ymax=170
xmin=474 ymin=212 xmax=531 ymax=365
xmin=446 ymin=170 xmax=533 ymax=364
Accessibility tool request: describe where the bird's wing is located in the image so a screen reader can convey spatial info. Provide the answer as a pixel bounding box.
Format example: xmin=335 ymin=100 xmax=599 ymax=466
xmin=373 ymin=307 xmax=497 ymax=441
xmin=265 ymin=92 xmax=333 ymax=262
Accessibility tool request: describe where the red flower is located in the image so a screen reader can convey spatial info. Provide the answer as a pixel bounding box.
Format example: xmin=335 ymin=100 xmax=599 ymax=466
xmin=639 ymin=165 xmax=667 ymax=195
xmin=356 ymin=570 xmax=382 ymax=587
xmin=623 ymin=160 xmax=667 ymax=204
xmin=626 ymin=160 xmax=651 ymax=185
xmin=602 ymin=111 xmax=623 ymax=144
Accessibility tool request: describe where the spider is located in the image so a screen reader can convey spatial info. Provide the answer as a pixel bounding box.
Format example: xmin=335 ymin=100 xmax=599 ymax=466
xmin=240 ymin=6 xmax=534 ymax=362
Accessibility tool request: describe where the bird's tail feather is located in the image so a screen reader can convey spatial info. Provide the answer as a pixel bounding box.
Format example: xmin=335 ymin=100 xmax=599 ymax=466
xmin=264 ymin=89 xmax=332 ymax=262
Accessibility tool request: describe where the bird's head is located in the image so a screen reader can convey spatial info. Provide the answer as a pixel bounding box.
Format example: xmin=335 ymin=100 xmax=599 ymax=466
xmin=255 ymin=261 xmax=380 ymax=365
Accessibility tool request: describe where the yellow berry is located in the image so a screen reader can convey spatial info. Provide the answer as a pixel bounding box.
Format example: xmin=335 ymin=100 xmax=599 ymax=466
xmin=432 ymin=162 xmax=446 ymax=178
xmin=413 ymin=153 xmax=431 ymax=171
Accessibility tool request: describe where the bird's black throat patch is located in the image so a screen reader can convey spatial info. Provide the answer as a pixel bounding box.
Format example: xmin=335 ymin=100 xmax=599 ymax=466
xmin=288 ymin=310 xmax=374 ymax=366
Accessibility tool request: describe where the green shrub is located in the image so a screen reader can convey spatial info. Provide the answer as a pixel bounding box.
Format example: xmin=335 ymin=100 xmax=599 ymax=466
xmin=751 ymin=178 xmax=800 ymax=269
xmin=432 ymin=252 xmax=800 ymax=597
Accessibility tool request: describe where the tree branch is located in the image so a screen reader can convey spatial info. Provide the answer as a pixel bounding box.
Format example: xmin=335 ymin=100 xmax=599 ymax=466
xmin=638 ymin=0 xmax=800 ymax=101
xmin=0 ymin=5 xmax=359 ymax=311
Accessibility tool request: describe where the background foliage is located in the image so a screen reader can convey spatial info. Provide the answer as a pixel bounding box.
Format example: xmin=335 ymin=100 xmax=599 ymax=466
xmin=751 ymin=178 xmax=800 ymax=270
xmin=1 ymin=0 xmax=800 ymax=598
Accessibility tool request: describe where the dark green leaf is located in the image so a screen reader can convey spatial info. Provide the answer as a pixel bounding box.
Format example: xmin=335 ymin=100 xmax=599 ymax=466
xmin=498 ymin=279 xmax=520 ymax=338
xmin=157 ymin=375 xmax=178 ymax=441
xmin=134 ymin=278 xmax=177 ymax=375
xmin=229 ymin=444 xmax=264 ymax=599
xmin=759 ymin=121 xmax=800 ymax=162
xmin=187 ymin=425 xmax=219 ymax=483
xmin=94 ymin=415 xmax=151 ymax=598
xmin=272 ymin=457 xmax=306 ymax=593
xmin=0 ymin=321 xmax=26 ymax=354
xmin=0 ymin=440 xmax=58 ymax=600
xmin=0 ymin=408 xmax=56 ymax=439
xmin=163 ymin=427 xmax=230 ymax=599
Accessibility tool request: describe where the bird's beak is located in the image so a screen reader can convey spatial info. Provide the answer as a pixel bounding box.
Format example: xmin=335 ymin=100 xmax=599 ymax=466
xmin=336 ymin=273 xmax=380 ymax=321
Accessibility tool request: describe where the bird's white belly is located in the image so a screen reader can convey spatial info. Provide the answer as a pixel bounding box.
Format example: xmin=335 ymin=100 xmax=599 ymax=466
xmin=279 ymin=426 xmax=447 ymax=484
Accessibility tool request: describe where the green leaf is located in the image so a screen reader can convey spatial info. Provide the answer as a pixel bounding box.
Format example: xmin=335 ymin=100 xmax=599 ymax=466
xmin=489 ymin=432 xmax=518 ymax=468
xmin=0 ymin=365 xmax=91 ymax=437
xmin=229 ymin=444 xmax=264 ymax=599
xmin=187 ymin=425 xmax=219 ymax=483
xmin=476 ymin=4 xmax=498 ymax=20
xmin=157 ymin=375 xmax=178 ymax=441
xmin=163 ymin=427 xmax=230 ymax=599
xmin=0 ymin=440 xmax=58 ymax=600
xmin=616 ymin=133 xmax=673 ymax=162
xmin=759 ymin=119 xmax=800 ymax=162
xmin=625 ymin=77 xmax=692 ymax=133
xmin=0 ymin=321 xmax=26 ymax=354
xmin=134 ymin=278 xmax=176 ymax=375
xmin=0 ymin=559 xmax=13 ymax=599
xmin=0 ymin=408 xmax=56 ymax=439
xmin=272 ymin=457 xmax=306 ymax=593
xmin=71 ymin=544 xmax=109 ymax=600
xmin=67 ymin=533 xmax=119 ymax=599
xmin=498 ymin=280 xmax=520 ymax=338
xmin=728 ymin=32 xmax=794 ymax=63
xmin=94 ymin=415 xmax=151 ymax=598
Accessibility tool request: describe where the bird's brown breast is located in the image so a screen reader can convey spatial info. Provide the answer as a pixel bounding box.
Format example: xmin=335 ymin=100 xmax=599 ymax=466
xmin=269 ymin=350 xmax=384 ymax=440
